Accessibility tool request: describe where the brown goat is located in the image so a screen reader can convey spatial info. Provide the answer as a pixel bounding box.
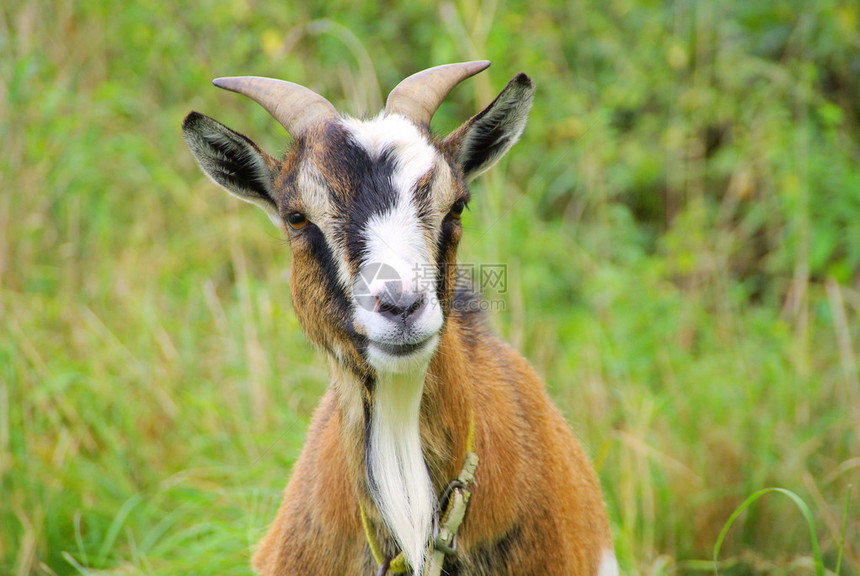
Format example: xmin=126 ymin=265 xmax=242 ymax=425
xmin=183 ymin=61 xmax=616 ymax=576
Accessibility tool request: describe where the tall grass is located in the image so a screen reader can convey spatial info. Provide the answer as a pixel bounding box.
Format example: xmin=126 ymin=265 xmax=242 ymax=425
xmin=2 ymin=0 xmax=858 ymax=574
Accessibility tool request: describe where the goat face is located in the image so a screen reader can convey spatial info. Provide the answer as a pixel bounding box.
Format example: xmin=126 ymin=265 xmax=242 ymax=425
xmin=285 ymin=114 xmax=461 ymax=376
xmin=182 ymin=64 xmax=534 ymax=378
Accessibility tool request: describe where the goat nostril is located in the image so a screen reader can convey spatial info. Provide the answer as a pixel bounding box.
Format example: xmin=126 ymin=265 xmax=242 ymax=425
xmin=378 ymin=300 xmax=398 ymax=315
xmin=374 ymin=291 xmax=425 ymax=321
xmin=405 ymin=295 xmax=424 ymax=317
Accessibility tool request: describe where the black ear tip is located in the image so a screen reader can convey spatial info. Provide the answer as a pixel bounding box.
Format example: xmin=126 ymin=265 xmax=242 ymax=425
xmin=183 ymin=111 xmax=204 ymax=131
xmin=505 ymin=73 xmax=534 ymax=96
xmin=512 ymin=73 xmax=533 ymax=88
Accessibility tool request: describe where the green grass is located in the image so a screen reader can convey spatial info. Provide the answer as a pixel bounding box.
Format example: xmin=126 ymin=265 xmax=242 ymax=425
xmin=2 ymin=0 xmax=859 ymax=574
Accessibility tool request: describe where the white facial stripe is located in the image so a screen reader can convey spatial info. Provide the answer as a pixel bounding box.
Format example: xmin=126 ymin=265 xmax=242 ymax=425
xmin=363 ymin=198 xmax=427 ymax=287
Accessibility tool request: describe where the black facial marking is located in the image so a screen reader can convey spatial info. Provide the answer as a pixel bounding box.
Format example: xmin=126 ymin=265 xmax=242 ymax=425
xmin=435 ymin=218 xmax=459 ymax=308
xmin=339 ymin=148 xmax=400 ymax=273
xmin=313 ymin=126 xmax=439 ymax=274
xmin=302 ymin=224 xmax=369 ymax=366
xmin=305 ymin=225 xmax=351 ymax=316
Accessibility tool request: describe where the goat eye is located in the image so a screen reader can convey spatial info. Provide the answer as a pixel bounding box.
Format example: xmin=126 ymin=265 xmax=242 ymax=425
xmin=286 ymin=212 xmax=308 ymax=230
xmin=449 ymin=199 xmax=466 ymax=218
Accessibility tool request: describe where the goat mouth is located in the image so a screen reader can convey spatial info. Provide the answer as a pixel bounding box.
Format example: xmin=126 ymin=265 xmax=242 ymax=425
xmin=369 ymin=337 xmax=433 ymax=357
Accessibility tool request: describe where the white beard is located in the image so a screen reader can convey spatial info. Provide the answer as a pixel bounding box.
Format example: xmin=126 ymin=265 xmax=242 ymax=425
xmin=367 ymin=368 xmax=435 ymax=575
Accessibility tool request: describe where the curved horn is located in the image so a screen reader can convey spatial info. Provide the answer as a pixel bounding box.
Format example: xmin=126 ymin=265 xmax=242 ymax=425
xmin=384 ymin=60 xmax=491 ymax=126
xmin=212 ymin=76 xmax=338 ymax=137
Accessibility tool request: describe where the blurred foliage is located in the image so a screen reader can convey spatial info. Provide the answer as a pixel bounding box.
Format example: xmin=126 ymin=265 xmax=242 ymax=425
xmin=1 ymin=0 xmax=859 ymax=574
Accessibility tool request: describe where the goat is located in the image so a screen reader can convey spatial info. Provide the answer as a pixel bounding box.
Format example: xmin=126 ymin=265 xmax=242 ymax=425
xmin=182 ymin=61 xmax=616 ymax=576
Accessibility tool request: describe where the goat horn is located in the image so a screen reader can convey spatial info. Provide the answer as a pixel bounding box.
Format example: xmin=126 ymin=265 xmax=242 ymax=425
xmin=384 ymin=60 xmax=491 ymax=126
xmin=212 ymin=76 xmax=338 ymax=137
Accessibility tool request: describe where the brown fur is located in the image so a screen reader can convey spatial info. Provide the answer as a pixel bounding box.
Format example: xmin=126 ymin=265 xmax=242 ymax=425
xmin=252 ymin=307 xmax=612 ymax=575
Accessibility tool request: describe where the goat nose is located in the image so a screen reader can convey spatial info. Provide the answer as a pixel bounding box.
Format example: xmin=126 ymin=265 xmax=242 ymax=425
xmin=374 ymin=283 xmax=426 ymax=322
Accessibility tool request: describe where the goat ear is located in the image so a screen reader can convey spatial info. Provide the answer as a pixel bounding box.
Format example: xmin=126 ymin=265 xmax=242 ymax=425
xmin=443 ymin=73 xmax=534 ymax=182
xmin=182 ymin=112 xmax=280 ymax=224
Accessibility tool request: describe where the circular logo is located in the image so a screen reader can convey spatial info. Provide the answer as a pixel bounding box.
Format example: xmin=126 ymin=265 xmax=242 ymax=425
xmin=354 ymin=262 xmax=402 ymax=312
